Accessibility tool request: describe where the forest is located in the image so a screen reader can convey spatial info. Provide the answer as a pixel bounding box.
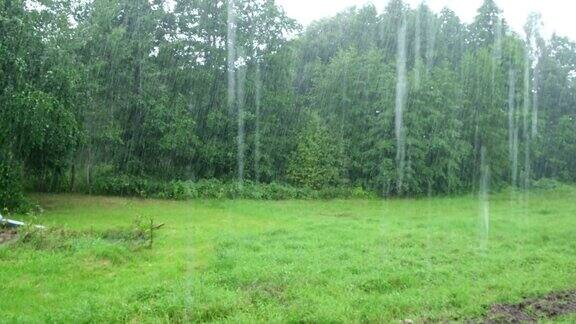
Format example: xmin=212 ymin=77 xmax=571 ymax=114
xmin=2 ymin=0 xmax=576 ymax=322
xmin=1 ymin=0 xmax=576 ymax=211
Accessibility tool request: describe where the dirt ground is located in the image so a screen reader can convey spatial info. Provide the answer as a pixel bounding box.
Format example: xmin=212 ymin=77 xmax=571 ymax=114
xmin=486 ymin=290 xmax=576 ymax=323
xmin=0 ymin=228 xmax=18 ymax=245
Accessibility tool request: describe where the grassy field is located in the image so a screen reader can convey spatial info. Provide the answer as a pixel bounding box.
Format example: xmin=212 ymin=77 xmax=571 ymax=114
xmin=1 ymin=188 xmax=576 ymax=323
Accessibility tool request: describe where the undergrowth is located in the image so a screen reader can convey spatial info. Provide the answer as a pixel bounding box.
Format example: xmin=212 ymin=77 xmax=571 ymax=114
xmin=88 ymin=175 xmax=374 ymax=200
xmin=8 ymin=217 xmax=155 ymax=253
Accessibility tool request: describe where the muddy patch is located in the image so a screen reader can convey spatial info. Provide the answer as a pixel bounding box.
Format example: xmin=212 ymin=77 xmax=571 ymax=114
xmin=486 ymin=290 xmax=576 ymax=323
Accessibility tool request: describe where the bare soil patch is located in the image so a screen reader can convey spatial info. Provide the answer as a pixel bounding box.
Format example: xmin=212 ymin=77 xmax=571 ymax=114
xmin=486 ymin=290 xmax=576 ymax=323
xmin=0 ymin=228 xmax=18 ymax=245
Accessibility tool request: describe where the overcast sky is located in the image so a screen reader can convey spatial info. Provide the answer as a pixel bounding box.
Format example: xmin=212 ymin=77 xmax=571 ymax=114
xmin=275 ymin=0 xmax=576 ymax=40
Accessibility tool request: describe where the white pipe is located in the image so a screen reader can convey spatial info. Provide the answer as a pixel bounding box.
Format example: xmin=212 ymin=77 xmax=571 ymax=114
xmin=0 ymin=212 xmax=43 ymax=229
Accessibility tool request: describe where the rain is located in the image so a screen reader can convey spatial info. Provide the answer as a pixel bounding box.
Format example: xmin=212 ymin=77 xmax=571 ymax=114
xmin=1 ymin=0 xmax=576 ymax=322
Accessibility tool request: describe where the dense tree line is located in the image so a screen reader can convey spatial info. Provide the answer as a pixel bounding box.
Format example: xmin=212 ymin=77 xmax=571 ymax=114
xmin=1 ymin=0 xmax=575 ymax=210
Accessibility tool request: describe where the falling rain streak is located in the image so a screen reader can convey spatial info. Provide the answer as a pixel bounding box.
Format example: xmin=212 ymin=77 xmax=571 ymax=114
xmin=227 ymin=0 xmax=245 ymax=188
xmin=425 ymin=12 xmax=436 ymax=74
xmin=479 ymin=146 xmax=490 ymax=251
xmin=254 ymin=62 xmax=262 ymax=183
xmin=492 ymin=18 xmax=503 ymax=83
xmin=532 ymin=64 xmax=539 ymax=137
xmin=237 ymin=48 xmax=247 ymax=189
xmin=227 ymin=0 xmax=236 ymax=115
xmin=508 ymin=69 xmax=518 ymax=188
xmin=523 ymin=46 xmax=531 ymax=190
xmin=395 ymin=14 xmax=408 ymax=194
xmin=414 ymin=5 xmax=422 ymax=89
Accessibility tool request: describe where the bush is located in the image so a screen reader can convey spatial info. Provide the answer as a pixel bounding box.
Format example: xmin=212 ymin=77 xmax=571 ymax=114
xmin=85 ymin=173 xmax=374 ymax=200
xmin=287 ymin=113 xmax=345 ymax=190
xmin=532 ymin=178 xmax=568 ymax=191
xmin=0 ymin=159 xmax=28 ymax=213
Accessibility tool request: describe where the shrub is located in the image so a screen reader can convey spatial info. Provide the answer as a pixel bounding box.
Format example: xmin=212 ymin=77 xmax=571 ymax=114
xmin=287 ymin=113 xmax=345 ymax=190
xmin=532 ymin=178 xmax=567 ymax=191
xmin=84 ymin=173 xmax=375 ymax=200
xmin=0 ymin=159 xmax=28 ymax=213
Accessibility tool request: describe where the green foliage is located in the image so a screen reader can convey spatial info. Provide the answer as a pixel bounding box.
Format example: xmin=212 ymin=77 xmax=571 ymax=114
xmin=9 ymin=89 xmax=80 ymax=175
xmin=287 ymin=113 xmax=344 ymax=189
xmin=303 ymin=48 xmax=397 ymax=194
xmin=531 ymin=178 xmax=566 ymax=191
xmin=403 ymin=64 xmax=470 ymax=195
xmin=88 ymin=174 xmax=371 ymax=200
xmin=15 ymin=219 xmax=153 ymax=252
xmin=1 ymin=0 xmax=575 ymax=200
xmin=0 ymin=158 xmax=27 ymax=212
xmin=538 ymin=115 xmax=576 ymax=182
xmin=0 ymin=0 xmax=81 ymax=200
xmin=468 ymin=0 xmax=502 ymax=48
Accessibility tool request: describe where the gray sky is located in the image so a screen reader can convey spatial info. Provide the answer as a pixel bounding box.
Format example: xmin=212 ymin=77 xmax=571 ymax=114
xmin=276 ymin=0 xmax=576 ymax=40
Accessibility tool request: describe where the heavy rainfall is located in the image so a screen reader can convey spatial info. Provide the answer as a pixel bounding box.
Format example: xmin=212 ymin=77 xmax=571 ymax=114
xmin=1 ymin=0 xmax=576 ymax=322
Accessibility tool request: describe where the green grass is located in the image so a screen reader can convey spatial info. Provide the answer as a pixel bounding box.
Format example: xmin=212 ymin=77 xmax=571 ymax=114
xmin=1 ymin=188 xmax=576 ymax=323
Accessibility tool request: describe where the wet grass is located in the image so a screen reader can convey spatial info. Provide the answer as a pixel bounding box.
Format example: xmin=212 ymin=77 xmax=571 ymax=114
xmin=1 ymin=188 xmax=576 ymax=322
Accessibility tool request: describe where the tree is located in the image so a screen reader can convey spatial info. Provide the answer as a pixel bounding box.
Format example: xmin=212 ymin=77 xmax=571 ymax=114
xmin=404 ymin=64 xmax=470 ymax=195
xmin=1 ymin=0 xmax=576 ymax=202
xmin=1 ymin=0 xmax=80 ymax=207
xmin=460 ymin=49 xmax=508 ymax=188
xmin=287 ymin=113 xmax=344 ymax=189
xmin=469 ymin=0 xmax=503 ymax=49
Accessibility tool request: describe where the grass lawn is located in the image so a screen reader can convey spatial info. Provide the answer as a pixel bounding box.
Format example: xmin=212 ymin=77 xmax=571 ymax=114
xmin=1 ymin=188 xmax=576 ymax=322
